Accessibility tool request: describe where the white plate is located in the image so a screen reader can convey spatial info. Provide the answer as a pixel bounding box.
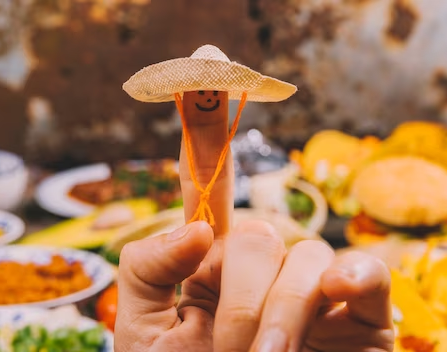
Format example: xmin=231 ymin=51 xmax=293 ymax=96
xmin=0 ymin=210 xmax=25 ymax=246
xmin=0 ymin=305 xmax=113 ymax=351
xmin=249 ymin=165 xmax=328 ymax=235
xmin=35 ymin=163 xmax=111 ymax=218
xmin=0 ymin=245 xmax=115 ymax=309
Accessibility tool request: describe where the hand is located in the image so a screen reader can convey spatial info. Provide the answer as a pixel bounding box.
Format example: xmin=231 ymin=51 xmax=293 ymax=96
xmin=114 ymin=91 xmax=394 ymax=351
xmin=115 ymin=219 xmax=394 ymax=351
xmin=115 ymin=89 xmax=233 ymax=351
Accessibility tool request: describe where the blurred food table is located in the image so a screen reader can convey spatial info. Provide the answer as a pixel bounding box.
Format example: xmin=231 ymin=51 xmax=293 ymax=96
xmin=3 ymin=120 xmax=447 ymax=351
xmin=18 ymin=166 xmax=348 ymax=249
xmin=16 ymin=166 xmax=348 ymax=253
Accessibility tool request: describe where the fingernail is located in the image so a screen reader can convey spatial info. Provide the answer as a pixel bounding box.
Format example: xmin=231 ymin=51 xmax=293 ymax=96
xmin=257 ymin=328 xmax=288 ymax=352
xmin=167 ymin=225 xmax=191 ymax=241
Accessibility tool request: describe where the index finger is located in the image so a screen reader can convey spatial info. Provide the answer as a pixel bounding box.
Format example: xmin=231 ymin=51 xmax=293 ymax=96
xmin=178 ymin=90 xmax=233 ymax=239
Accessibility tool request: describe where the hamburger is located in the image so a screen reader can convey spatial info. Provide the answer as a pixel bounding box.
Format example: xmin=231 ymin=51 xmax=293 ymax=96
xmin=345 ymin=121 xmax=447 ymax=245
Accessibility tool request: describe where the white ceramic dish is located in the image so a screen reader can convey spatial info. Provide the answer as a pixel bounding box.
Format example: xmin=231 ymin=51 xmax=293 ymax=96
xmin=0 ymin=150 xmax=28 ymax=211
xmin=35 ymin=163 xmax=111 ymax=218
xmin=286 ymin=178 xmax=328 ymax=236
xmin=0 ymin=305 xmax=113 ymax=351
xmin=0 ymin=245 xmax=115 ymax=309
xmin=35 ymin=159 xmax=273 ymax=218
xmin=0 ymin=210 xmax=25 ymax=246
xmin=249 ymin=165 xmax=328 ymax=235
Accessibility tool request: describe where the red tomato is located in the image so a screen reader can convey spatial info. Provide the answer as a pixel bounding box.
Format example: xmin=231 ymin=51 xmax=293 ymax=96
xmin=96 ymin=283 xmax=118 ymax=331
xmin=400 ymin=335 xmax=436 ymax=352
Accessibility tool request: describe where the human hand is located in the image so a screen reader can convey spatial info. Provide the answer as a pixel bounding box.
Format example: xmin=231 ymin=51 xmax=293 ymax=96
xmin=114 ymin=91 xmax=394 ymax=351
xmin=212 ymin=225 xmax=395 ymax=352
xmin=115 ymin=89 xmax=234 ymax=351
xmin=114 ymin=218 xmax=394 ymax=351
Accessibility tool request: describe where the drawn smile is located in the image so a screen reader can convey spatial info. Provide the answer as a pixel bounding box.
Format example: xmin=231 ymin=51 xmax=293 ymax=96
xmin=195 ymin=100 xmax=220 ymax=112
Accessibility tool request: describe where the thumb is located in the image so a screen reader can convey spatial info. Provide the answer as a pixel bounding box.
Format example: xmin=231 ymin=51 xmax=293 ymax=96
xmin=115 ymin=221 xmax=213 ymax=349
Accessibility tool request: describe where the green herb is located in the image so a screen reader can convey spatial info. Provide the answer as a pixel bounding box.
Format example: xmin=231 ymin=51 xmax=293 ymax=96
xmin=114 ymin=169 xmax=132 ymax=181
xmin=9 ymin=324 xmax=106 ymax=352
xmin=101 ymin=248 xmax=120 ymax=266
xmin=286 ymin=190 xmax=315 ymax=222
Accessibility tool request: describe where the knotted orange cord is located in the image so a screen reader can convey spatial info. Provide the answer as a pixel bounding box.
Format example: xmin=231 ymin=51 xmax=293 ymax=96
xmin=174 ymin=91 xmax=248 ymax=226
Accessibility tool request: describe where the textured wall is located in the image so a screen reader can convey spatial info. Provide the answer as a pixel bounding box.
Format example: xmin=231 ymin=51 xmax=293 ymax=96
xmin=256 ymin=0 xmax=447 ymax=148
xmin=0 ymin=0 xmax=265 ymax=168
xmin=1 ymin=0 xmax=446 ymax=168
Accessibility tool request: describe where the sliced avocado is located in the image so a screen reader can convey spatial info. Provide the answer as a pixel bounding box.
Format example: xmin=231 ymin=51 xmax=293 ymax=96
xmin=102 ymin=208 xmax=185 ymax=264
xmin=19 ymin=199 xmax=158 ymax=249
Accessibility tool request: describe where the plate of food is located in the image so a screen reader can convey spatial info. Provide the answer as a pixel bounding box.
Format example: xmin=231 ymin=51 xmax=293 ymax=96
xmin=248 ymin=164 xmax=328 ymax=236
xmin=0 ymin=245 xmax=114 ymax=308
xmin=0 ymin=305 xmax=113 ymax=352
xmin=291 ymin=129 xmax=381 ymax=217
xmin=343 ymin=122 xmax=447 ymax=247
xmin=35 ymin=163 xmax=111 ymax=218
xmin=35 ymin=159 xmax=182 ymax=218
xmin=0 ymin=211 xmax=25 ymax=246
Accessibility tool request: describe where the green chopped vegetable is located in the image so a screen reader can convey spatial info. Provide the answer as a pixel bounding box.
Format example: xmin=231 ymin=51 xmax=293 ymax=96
xmin=81 ymin=326 xmax=105 ymax=346
xmin=101 ymin=248 xmax=121 ymax=265
xmin=286 ymin=189 xmax=315 ymax=223
xmin=6 ymin=324 xmax=106 ymax=352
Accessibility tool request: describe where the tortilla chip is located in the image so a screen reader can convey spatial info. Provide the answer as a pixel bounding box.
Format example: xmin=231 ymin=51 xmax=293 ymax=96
xmin=391 ymin=269 xmax=444 ymax=335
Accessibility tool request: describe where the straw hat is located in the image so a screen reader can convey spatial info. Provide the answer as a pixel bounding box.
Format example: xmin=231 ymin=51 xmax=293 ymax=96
xmin=123 ymin=44 xmax=297 ymax=103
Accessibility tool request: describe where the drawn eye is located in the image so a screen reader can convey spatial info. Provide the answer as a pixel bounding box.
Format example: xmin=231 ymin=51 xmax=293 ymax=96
xmin=213 ymin=91 xmax=218 ymax=96
xmin=198 ymin=91 xmax=205 ymax=95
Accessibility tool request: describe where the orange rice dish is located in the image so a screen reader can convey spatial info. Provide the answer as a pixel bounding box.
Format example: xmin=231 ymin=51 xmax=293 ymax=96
xmin=0 ymin=254 xmax=92 ymax=305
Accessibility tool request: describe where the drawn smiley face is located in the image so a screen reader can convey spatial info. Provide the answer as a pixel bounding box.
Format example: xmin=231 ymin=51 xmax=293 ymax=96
xmin=195 ymin=90 xmax=221 ymax=112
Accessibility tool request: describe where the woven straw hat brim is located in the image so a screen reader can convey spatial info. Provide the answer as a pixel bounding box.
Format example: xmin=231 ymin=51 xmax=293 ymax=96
xmin=123 ymin=57 xmax=297 ymax=103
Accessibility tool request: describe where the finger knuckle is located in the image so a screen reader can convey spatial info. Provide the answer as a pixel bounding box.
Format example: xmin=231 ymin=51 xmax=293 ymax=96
xmin=379 ymin=328 xmax=395 ymax=351
xmin=233 ymin=219 xmax=277 ymax=237
xmin=291 ymin=239 xmax=334 ymax=257
xmin=271 ymin=286 xmax=314 ymax=306
xmin=119 ymin=242 xmax=137 ymax=264
xmin=221 ymin=302 xmax=262 ymax=323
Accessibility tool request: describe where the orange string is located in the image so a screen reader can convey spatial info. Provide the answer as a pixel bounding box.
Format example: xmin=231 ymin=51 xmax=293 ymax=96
xmin=175 ymin=91 xmax=248 ymax=226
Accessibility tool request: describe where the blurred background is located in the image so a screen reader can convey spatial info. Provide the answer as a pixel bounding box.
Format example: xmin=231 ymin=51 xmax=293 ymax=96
xmin=1 ymin=2 xmax=447 ymax=349
xmin=2 ymin=0 xmax=446 ymax=168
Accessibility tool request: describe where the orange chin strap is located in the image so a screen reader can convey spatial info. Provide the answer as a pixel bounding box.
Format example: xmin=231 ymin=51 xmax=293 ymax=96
xmin=174 ymin=91 xmax=248 ymax=226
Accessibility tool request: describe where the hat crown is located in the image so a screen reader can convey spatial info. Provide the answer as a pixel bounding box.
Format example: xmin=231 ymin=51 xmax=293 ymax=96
xmin=190 ymin=44 xmax=231 ymax=62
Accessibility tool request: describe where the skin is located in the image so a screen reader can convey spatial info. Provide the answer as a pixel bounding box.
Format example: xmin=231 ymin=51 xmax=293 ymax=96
xmin=180 ymin=90 xmax=232 ymax=239
xmin=115 ymin=90 xmax=395 ymax=351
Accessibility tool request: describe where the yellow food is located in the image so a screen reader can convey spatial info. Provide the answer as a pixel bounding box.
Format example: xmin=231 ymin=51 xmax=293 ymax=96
xmin=372 ymin=121 xmax=447 ymax=167
xmin=0 ymin=255 xmax=92 ymax=305
xmin=302 ymin=130 xmax=375 ymax=185
xmin=391 ymin=269 xmax=444 ymax=334
xmin=391 ymin=243 xmax=447 ymax=351
xmin=300 ymin=130 xmax=380 ymax=216
xmin=343 ymin=122 xmax=447 ymax=246
xmin=351 ymin=156 xmax=447 ymax=227
xmin=19 ymin=198 xmax=157 ymax=249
